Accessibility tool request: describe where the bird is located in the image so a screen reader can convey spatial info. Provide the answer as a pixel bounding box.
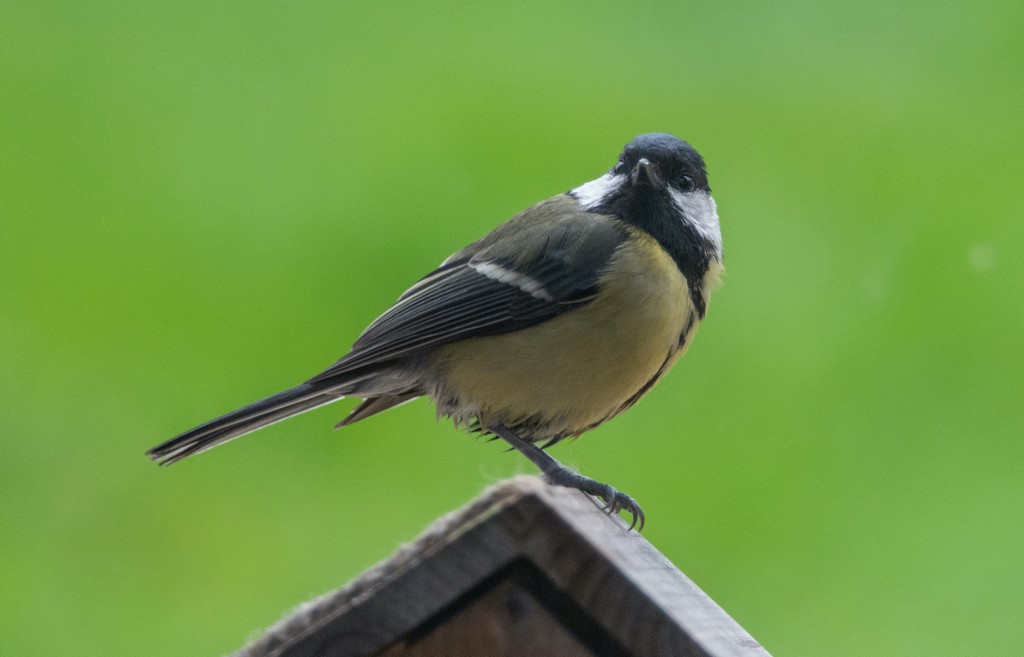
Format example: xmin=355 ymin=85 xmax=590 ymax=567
xmin=147 ymin=132 xmax=723 ymax=530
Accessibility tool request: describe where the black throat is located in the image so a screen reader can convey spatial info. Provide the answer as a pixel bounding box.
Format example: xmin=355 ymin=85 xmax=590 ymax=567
xmin=601 ymin=189 xmax=713 ymax=318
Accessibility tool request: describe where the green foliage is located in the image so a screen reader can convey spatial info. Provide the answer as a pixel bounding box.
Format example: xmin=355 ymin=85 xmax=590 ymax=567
xmin=2 ymin=1 xmax=1021 ymax=655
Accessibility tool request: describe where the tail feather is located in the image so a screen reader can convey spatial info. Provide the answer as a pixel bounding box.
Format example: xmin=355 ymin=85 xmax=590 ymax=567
xmin=335 ymin=393 xmax=419 ymax=427
xmin=147 ymin=384 xmax=343 ymax=465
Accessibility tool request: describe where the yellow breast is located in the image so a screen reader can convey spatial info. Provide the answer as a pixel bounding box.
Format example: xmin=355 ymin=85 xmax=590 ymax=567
xmin=431 ymin=227 xmax=700 ymax=440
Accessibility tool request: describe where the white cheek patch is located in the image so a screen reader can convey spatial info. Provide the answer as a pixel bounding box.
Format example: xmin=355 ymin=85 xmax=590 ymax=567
xmin=570 ymin=172 xmax=626 ymax=211
xmin=669 ymin=189 xmax=723 ymax=260
xmin=471 ymin=261 xmax=555 ymax=301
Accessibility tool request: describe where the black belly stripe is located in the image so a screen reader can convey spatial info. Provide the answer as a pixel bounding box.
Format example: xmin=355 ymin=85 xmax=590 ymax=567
xmin=591 ymin=190 xmax=714 ymax=320
xmin=611 ymin=349 xmax=675 ymax=420
xmin=690 ymin=285 xmax=707 ymax=319
xmin=521 ymin=314 xmax=694 ymax=442
xmin=677 ymin=311 xmax=698 ymax=349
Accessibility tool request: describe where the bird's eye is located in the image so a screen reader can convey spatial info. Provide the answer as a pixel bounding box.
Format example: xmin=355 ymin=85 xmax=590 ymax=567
xmin=677 ymin=174 xmax=695 ymax=191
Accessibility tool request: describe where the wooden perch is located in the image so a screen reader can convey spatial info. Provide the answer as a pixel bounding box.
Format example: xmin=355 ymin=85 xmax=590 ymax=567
xmin=233 ymin=476 xmax=771 ymax=657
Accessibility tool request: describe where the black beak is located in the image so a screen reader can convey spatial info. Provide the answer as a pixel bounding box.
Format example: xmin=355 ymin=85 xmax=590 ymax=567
xmin=630 ymin=158 xmax=664 ymax=190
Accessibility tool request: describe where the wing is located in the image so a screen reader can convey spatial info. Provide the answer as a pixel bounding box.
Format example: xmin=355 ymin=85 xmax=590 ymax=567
xmin=309 ymin=195 xmax=627 ymax=383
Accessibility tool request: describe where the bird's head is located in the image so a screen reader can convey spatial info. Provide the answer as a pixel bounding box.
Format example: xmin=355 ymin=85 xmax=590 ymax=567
xmin=570 ymin=133 xmax=722 ymax=264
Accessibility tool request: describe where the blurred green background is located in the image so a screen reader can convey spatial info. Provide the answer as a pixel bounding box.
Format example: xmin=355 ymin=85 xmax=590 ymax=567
xmin=2 ymin=1 xmax=1021 ymax=655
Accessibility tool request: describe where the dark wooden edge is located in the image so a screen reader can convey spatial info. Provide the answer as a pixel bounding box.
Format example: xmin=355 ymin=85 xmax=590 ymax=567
xmin=522 ymin=483 xmax=771 ymax=657
xmin=233 ymin=476 xmax=771 ymax=657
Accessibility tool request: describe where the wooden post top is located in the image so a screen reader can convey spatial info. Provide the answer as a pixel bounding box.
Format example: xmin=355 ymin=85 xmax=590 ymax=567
xmin=234 ymin=476 xmax=771 ymax=657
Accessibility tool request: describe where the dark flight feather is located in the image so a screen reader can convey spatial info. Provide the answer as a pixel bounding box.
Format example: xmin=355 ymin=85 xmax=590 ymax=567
xmin=150 ymin=196 xmax=628 ymax=463
xmin=310 ymin=196 xmax=628 ymax=384
xmin=147 ymin=384 xmax=338 ymax=465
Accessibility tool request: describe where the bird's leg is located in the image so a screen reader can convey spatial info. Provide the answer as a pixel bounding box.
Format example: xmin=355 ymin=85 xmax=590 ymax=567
xmin=489 ymin=424 xmax=645 ymax=531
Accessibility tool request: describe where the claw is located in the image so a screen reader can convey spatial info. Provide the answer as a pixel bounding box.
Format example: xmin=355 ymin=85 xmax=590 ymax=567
xmin=608 ymin=491 xmax=644 ymax=532
xmin=542 ymin=469 xmax=645 ymax=531
xmin=487 ymin=424 xmax=646 ymax=532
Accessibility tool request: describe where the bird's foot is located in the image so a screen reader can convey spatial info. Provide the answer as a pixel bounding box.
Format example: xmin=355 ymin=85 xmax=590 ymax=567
xmin=487 ymin=424 xmax=645 ymax=531
xmin=543 ymin=467 xmax=645 ymax=531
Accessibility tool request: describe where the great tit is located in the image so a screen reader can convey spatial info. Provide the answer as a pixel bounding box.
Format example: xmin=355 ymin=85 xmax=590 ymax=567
xmin=148 ymin=132 xmax=723 ymax=530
